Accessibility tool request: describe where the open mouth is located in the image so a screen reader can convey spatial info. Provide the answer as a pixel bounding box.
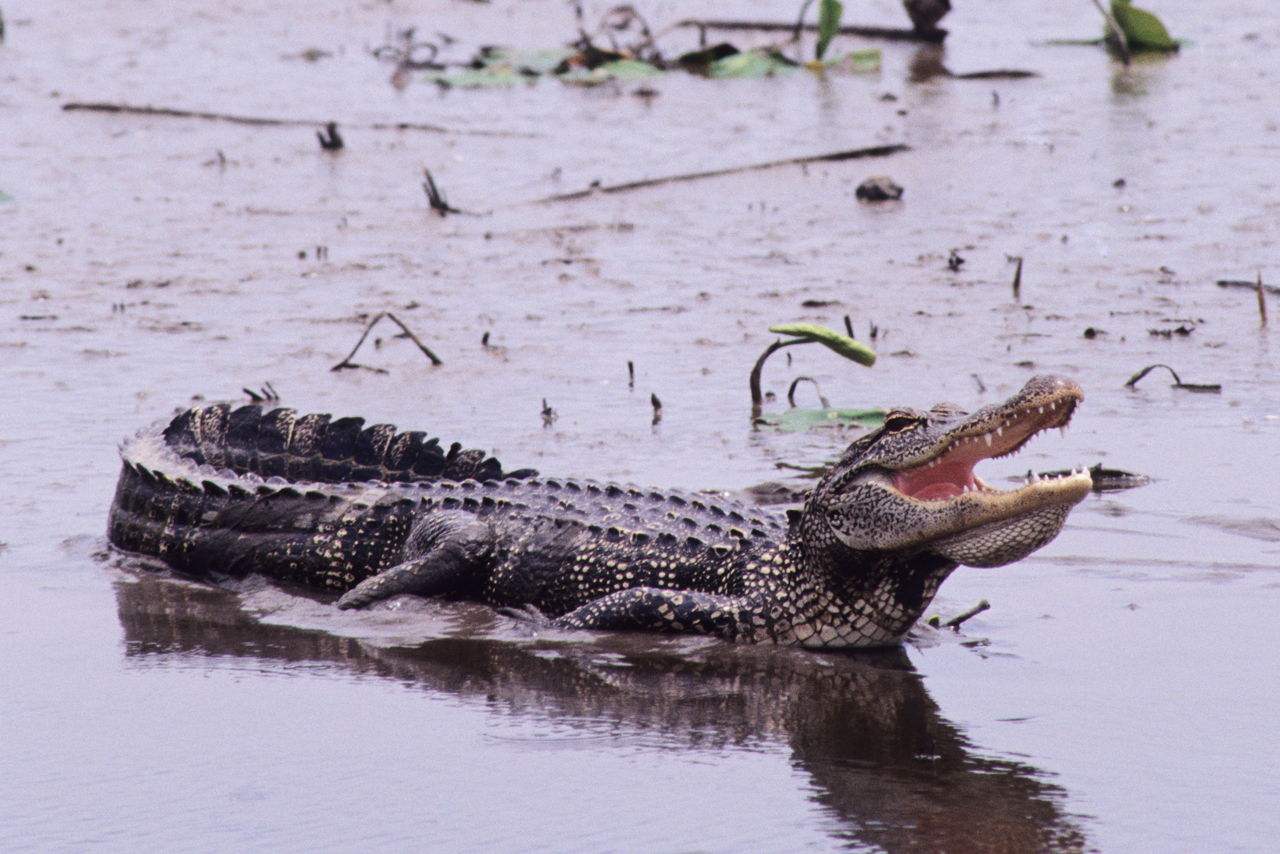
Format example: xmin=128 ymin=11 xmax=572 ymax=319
xmin=888 ymin=386 xmax=1084 ymax=502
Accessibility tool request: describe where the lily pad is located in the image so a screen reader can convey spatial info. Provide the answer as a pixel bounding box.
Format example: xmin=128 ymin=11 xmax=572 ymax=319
xmin=707 ymin=50 xmax=798 ymax=79
xmin=429 ymin=47 xmax=575 ymax=88
xmin=1110 ymin=0 xmax=1178 ymax=51
xmin=558 ymin=59 xmax=665 ymax=85
xmin=429 ymin=66 xmax=532 ymax=89
xmin=479 ymin=47 xmax=575 ymax=74
xmin=835 ymin=48 xmax=881 ymax=74
xmin=768 ymin=323 xmax=877 ymax=366
xmin=755 ymin=407 xmax=884 ymax=432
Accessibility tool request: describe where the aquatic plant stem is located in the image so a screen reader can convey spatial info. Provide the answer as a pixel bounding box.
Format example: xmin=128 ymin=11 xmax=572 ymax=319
xmin=1091 ymin=0 xmax=1131 ymax=65
xmin=750 ymin=338 xmax=809 ymax=417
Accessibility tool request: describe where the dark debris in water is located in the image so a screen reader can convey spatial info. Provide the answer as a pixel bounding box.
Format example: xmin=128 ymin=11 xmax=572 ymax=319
xmin=1034 ymin=463 xmax=1151 ymax=493
xmin=1124 ymin=363 xmax=1221 ymax=393
xmin=855 ymin=175 xmax=904 ymax=202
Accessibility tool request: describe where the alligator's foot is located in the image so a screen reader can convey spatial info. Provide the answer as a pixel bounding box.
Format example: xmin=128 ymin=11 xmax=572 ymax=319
xmin=337 ymin=513 xmax=493 ymax=609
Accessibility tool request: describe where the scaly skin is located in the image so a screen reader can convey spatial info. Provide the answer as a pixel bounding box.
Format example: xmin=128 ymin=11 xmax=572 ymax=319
xmin=108 ymin=376 xmax=1091 ymax=648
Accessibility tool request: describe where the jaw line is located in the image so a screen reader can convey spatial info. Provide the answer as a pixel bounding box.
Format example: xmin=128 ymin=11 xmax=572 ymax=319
xmin=887 ymin=381 xmax=1083 ymax=502
xmin=841 ymin=469 xmax=1093 ymax=554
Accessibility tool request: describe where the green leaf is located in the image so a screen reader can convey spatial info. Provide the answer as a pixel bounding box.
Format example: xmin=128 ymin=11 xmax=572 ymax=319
xmin=707 ymin=50 xmax=797 ymax=79
xmin=755 ymin=407 xmax=884 ymax=432
xmin=477 ymin=47 xmax=574 ymax=74
xmin=816 ymin=0 xmax=844 ymax=61
xmin=768 ymin=323 xmax=877 ymax=366
xmin=837 ymin=48 xmax=881 ymax=74
xmin=0 ymin=189 xmax=12 ymax=203
xmin=428 ymin=67 xmax=530 ymax=89
xmin=558 ymin=59 xmax=665 ymax=85
xmin=1110 ymin=1 xmax=1177 ymax=50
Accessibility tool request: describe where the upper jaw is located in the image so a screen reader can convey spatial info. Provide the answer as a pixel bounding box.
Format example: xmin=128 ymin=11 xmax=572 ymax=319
xmin=881 ymin=375 xmax=1085 ymax=503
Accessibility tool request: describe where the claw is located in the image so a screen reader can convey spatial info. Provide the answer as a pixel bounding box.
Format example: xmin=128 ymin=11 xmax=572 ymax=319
xmin=498 ymin=603 xmax=554 ymax=628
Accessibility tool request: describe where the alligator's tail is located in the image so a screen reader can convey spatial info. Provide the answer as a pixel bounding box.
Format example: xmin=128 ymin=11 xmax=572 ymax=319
xmin=107 ymin=403 xmax=534 ymax=589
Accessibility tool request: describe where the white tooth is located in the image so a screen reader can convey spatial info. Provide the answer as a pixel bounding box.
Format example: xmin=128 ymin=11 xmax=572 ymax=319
xmin=1059 ymin=426 xmax=1068 ymax=438
xmin=984 ymin=433 xmax=993 ymax=447
xmin=1031 ymin=471 xmax=1040 ymax=482
xmin=1049 ymin=401 xmax=1057 ymax=411
xmin=996 ymin=427 xmax=1004 ymax=437
xmin=1037 ymin=406 xmax=1044 ymax=415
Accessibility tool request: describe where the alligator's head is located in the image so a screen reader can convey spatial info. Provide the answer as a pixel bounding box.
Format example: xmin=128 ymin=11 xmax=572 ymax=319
xmin=807 ymin=375 xmax=1091 ymax=568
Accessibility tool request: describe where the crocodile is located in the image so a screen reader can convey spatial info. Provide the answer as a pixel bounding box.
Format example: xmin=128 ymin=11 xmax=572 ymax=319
xmin=107 ymin=375 xmax=1092 ymax=648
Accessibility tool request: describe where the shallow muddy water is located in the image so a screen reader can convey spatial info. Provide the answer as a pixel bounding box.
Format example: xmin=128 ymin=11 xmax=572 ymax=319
xmin=2 ymin=1 xmax=1278 ymax=851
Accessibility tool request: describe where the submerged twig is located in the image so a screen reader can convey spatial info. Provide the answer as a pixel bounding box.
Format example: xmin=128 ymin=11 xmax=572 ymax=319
xmin=1257 ymin=270 xmax=1269 ymax=327
xmin=1123 ymin=363 xmax=1221 ymax=393
xmin=62 ymin=101 xmax=537 ymax=138
xmin=946 ymin=600 xmax=991 ymax=629
xmin=650 ymin=393 xmax=663 ymax=426
xmin=1011 ymin=256 xmax=1024 ymax=301
xmin=331 ymin=312 xmax=443 ymax=372
xmin=539 ymin=143 xmax=909 ymax=203
xmin=677 ymin=17 xmax=946 ymax=43
xmin=926 ymin=599 xmax=991 ymax=630
xmin=1217 ymin=278 xmax=1280 ymax=296
xmin=316 ymin=122 xmax=344 ymax=151
xmin=422 ymin=168 xmax=463 ymax=216
xmin=242 ymin=382 xmax=280 ymax=403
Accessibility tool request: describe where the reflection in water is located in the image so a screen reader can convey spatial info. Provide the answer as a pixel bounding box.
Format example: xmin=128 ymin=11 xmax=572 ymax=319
xmin=115 ymin=576 xmax=1089 ymax=854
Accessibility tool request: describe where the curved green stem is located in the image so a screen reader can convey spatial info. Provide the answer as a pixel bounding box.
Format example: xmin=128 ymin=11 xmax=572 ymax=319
xmin=750 ymin=338 xmax=809 ymax=418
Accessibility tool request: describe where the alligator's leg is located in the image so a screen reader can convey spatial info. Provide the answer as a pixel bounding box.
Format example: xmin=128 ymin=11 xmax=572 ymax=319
xmin=336 ymin=513 xmax=493 ymax=609
xmin=552 ymin=587 xmax=750 ymax=641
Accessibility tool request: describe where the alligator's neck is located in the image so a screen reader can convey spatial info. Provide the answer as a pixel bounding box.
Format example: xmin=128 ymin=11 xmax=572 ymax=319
xmin=788 ymin=513 xmax=958 ymax=645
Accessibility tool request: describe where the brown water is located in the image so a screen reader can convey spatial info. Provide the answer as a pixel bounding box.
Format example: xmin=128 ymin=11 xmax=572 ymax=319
xmin=2 ymin=1 xmax=1278 ymax=851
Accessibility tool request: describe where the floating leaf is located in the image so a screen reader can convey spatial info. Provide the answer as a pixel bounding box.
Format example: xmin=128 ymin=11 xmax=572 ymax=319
xmin=429 ymin=67 xmax=531 ymax=89
xmin=768 ymin=323 xmax=877 ymax=366
xmin=707 ymin=50 xmax=798 ymax=79
xmin=1110 ymin=0 xmax=1177 ymax=51
xmin=816 ymin=0 xmax=844 ymax=61
xmin=837 ymin=48 xmax=881 ymax=74
xmin=755 ymin=407 xmax=884 ymax=432
xmin=478 ymin=47 xmax=575 ymax=74
xmin=559 ymin=59 xmax=665 ymax=85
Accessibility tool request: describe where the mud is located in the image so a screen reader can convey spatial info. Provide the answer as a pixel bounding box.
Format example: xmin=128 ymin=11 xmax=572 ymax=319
xmin=2 ymin=1 xmax=1278 ymax=852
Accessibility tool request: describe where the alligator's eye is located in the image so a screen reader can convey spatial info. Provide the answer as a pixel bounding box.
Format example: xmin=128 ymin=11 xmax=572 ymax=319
xmin=882 ymin=412 xmax=919 ymax=434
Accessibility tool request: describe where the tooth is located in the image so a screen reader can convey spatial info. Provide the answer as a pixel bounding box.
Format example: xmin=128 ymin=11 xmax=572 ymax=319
xmin=984 ymin=433 xmax=993 ymax=447
xmin=1049 ymin=401 xmax=1057 ymax=411
xmin=996 ymin=427 xmax=1004 ymax=437
xmin=1037 ymin=406 xmax=1044 ymax=415
xmin=1059 ymin=426 xmax=1068 ymax=438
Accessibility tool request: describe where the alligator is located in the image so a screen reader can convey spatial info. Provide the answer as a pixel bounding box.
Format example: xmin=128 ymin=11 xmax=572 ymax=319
xmin=107 ymin=375 xmax=1092 ymax=648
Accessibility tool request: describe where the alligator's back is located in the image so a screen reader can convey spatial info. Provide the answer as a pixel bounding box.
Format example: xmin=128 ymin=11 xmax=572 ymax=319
xmin=107 ymin=404 xmax=528 ymax=589
xmin=109 ymin=404 xmax=788 ymax=594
